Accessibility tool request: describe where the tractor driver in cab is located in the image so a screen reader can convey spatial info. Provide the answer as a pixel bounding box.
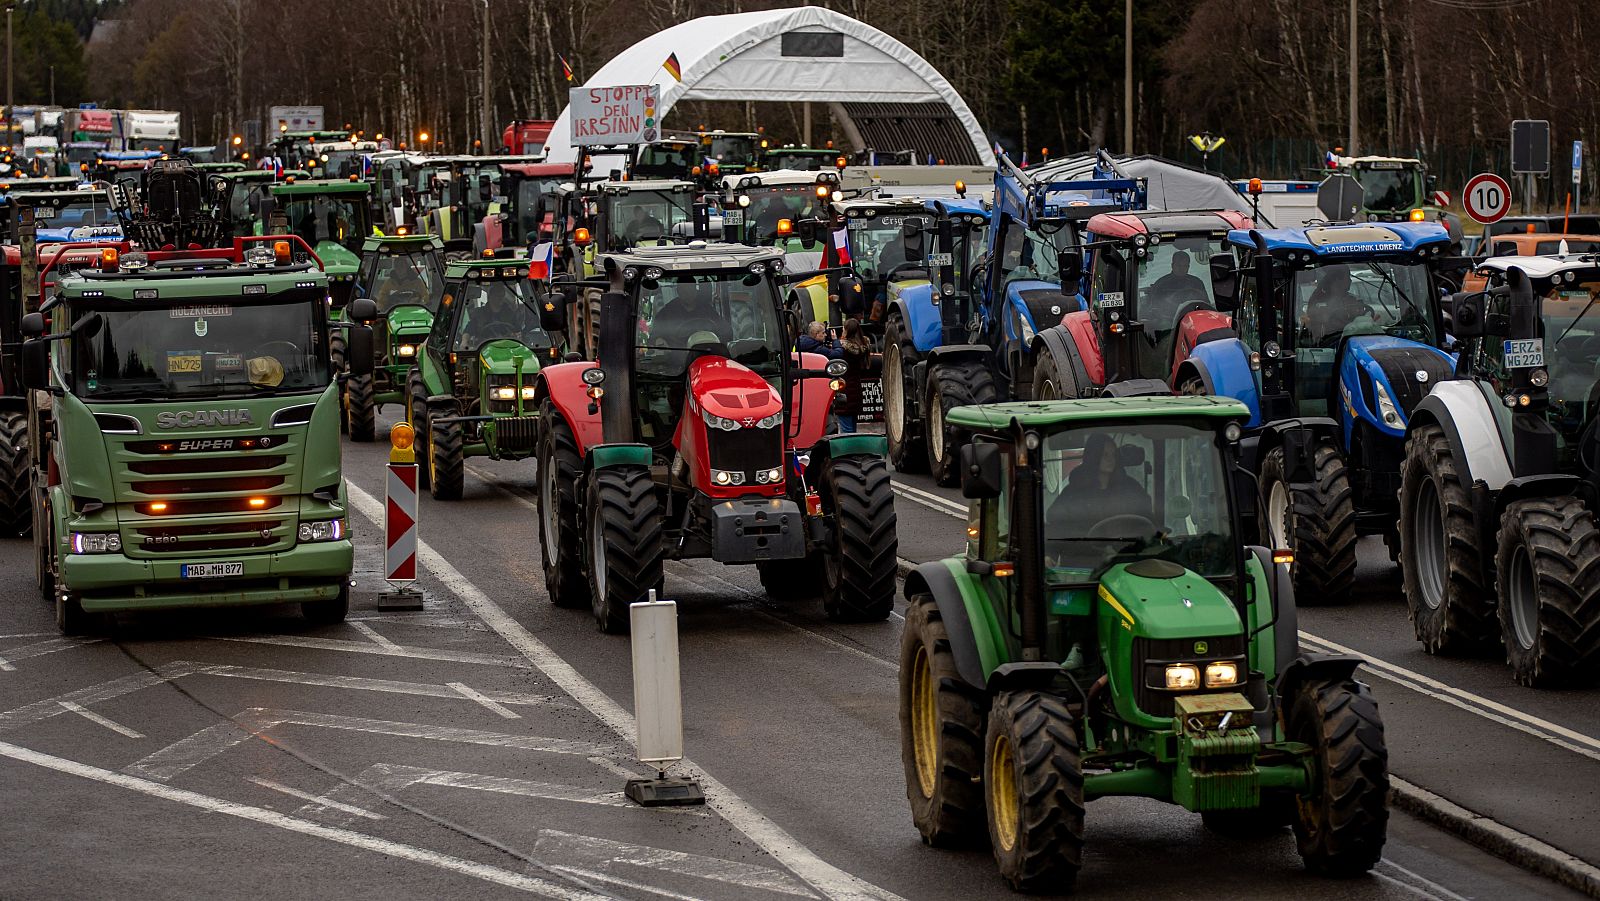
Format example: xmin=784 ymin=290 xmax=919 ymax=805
xmin=624 ymin=203 xmax=667 ymax=246
xmin=649 ymin=277 xmax=731 ymax=352
xmin=1147 ymin=250 xmax=1208 ymax=305
xmin=457 ymin=282 xmax=543 ymax=349
xmin=1050 ymin=433 xmax=1153 ymax=535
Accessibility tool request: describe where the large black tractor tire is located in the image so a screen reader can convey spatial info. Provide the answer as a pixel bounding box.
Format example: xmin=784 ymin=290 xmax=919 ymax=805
xmin=536 ymin=401 xmax=587 ymax=609
xmin=882 ymin=314 xmax=927 ymax=473
xmin=302 ymin=584 xmax=351 ymax=625
xmin=757 ymin=556 xmax=821 ymax=602
xmin=406 ymin=369 xmax=431 ymax=489
xmin=926 ymin=360 xmax=998 ymax=487
xmin=585 ymin=465 xmax=663 ymax=634
xmin=1030 ymin=345 xmax=1081 ymax=402
xmin=329 ymin=332 xmax=348 ymax=434
xmin=0 ymin=411 xmax=32 ymax=537
xmin=1287 ymin=677 xmax=1388 ymax=877
xmin=984 ymin=690 xmax=1085 ymax=893
xmin=427 ymin=418 xmax=465 ymax=501
xmin=1494 ymin=498 xmax=1600 ymax=687
xmin=899 ymin=593 xmax=988 ymax=847
xmin=345 ymin=373 xmax=376 ymax=443
xmin=1399 ymin=424 xmax=1497 ymax=654
xmin=1259 ymin=441 xmax=1357 ymax=604
xmin=820 ymin=454 xmax=898 ymax=622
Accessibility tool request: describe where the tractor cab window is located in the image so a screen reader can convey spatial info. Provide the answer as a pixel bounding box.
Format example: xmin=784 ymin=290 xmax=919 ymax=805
xmin=41 ymin=196 xmax=115 ymax=229
xmin=998 ymin=221 xmax=1071 ymax=289
xmin=1358 ymin=165 xmax=1418 ymax=211
xmin=849 ymin=212 xmax=930 ymax=283
xmin=363 ymin=252 xmax=444 ymax=312
xmin=1290 ymin=260 xmax=1435 ymax=413
xmin=1136 ymin=235 xmax=1226 ymax=374
xmin=743 ymin=186 xmax=825 ymax=245
xmin=610 ymin=190 xmax=693 ymax=247
xmin=1516 ymin=280 xmax=1600 ymax=429
xmin=637 ymin=271 xmax=784 ymax=377
xmin=450 ymin=279 xmax=552 ymax=352
xmin=1041 ymin=422 xmax=1234 ymax=582
xmin=707 ymin=135 xmax=757 ymax=166
xmin=635 ymin=143 xmax=697 ymax=179
xmin=225 ymin=181 xmax=263 ymax=226
xmin=514 ymin=178 xmax=559 ymax=242
xmin=281 ymin=194 xmax=366 ymax=249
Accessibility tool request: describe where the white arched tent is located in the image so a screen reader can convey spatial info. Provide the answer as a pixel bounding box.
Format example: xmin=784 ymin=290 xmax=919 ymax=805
xmin=546 ymin=7 xmax=994 ymax=167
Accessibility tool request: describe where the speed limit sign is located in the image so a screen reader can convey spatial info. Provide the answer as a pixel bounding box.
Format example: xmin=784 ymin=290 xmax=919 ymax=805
xmin=1463 ymin=173 xmax=1512 ymax=224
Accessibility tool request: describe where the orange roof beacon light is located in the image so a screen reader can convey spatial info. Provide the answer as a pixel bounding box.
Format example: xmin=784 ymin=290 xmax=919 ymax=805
xmin=99 ymin=247 xmax=119 ymax=271
xmin=396 ymin=226 xmax=409 ymax=236
xmin=776 ymin=218 xmax=794 ymax=237
xmin=834 ymin=156 xmax=847 ymax=170
xmin=955 ymin=179 xmax=967 ymax=197
xmin=574 ymin=227 xmax=592 ymax=246
xmin=816 ymin=184 xmax=831 ymax=198
xmin=231 ymin=135 xmax=243 ymax=146
xmin=691 ymin=165 xmax=703 ymax=176
xmin=1409 ymin=208 xmax=1426 ymax=221
xmin=1248 ymin=177 xmax=1263 ymax=195
xmin=273 ymin=240 xmax=292 ymax=263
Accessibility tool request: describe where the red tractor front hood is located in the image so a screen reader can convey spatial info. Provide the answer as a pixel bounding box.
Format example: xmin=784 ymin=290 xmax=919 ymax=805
xmin=686 ymin=356 xmax=782 ymax=425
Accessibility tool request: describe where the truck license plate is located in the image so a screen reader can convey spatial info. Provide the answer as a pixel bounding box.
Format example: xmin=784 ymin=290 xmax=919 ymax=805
xmin=181 ymin=562 xmax=244 ymax=579
xmin=1503 ymin=338 xmax=1545 ymax=368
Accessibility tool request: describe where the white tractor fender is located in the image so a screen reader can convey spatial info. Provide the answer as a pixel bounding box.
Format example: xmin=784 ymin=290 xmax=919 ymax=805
xmin=1412 ymin=380 xmax=1513 ymax=491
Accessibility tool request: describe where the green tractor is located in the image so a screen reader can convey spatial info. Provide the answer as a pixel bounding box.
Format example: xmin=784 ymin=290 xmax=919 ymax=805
xmin=900 ymin=395 xmax=1388 ymax=892
xmin=408 ymin=252 xmax=557 ymax=500
xmin=339 ymin=233 xmax=447 ymax=441
xmin=209 ymin=169 xmax=309 ymax=240
xmin=264 ymin=177 xmax=372 ymax=307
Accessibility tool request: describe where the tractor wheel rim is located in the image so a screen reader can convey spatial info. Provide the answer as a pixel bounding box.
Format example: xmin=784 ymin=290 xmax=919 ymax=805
xmin=929 ymin=396 xmax=945 ymax=463
xmin=884 ymin=343 xmax=904 ymax=444
xmin=541 ymin=453 xmax=558 ymax=567
xmin=1415 ymin=478 xmax=1446 ymax=611
xmin=1508 ymin=544 xmax=1539 ymax=650
xmin=1038 ymin=374 xmax=1057 ymax=401
xmin=1267 ymin=479 xmax=1292 ymax=550
xmin=989 ymin=732 xmax=1019 ymax=852
xmin=590 ymin=507 xmax=607 ymax=602
xmin=910 ymin=646 xmax=938 ymax=798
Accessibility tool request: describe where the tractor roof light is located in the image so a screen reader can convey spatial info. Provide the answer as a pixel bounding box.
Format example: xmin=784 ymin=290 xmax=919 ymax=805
xmin=815 ymin=184 xmax=830 ymax=198
xmin=776 ymin=218 xmax=793 ymax=236
xmin=1409 ymin=208 xmax=1426 ymax=221
xmin=574 ymin=227 xmax=591 ymax=246
xmin=955 ymin=180 xmax=967 ymax=197
xmin=99 ymin=247 xmax=119 ymax=271
xmin=273 ymin=240 xmax=292 ymax=264
xmin=834 ymin=156 xmax=848 ymax=170
xmin=1248 ymin=177 xmax=1263 ymax=195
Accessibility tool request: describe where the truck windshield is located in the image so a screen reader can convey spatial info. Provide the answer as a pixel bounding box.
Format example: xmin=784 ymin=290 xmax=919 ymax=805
xmin=1042 ymin=421 xmax=1234 ymax=582
xmin=1359 ymin=166 xmax=1418 ymax=211
xmin=281 ymin=194 xmax=366 ymax=248
xmin=637 ymin=270 xmax=784 ymax=378
xmin=451 ymin=279 xmax=552 ymax=352
xmin=41 ymin=197 xmax=115 ymax=228
xmin=72 ymin=294 xmax=331 ymax=399
xmin=128 ymin=138 xmax=172 ymax=154
xmin=365 ymin=252 xmax=443 ymax=311
xmin=610 ymin=190 xmax=693 ymax=246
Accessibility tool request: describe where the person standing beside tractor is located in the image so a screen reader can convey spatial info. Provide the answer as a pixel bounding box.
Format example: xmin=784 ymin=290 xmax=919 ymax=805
xmin=835 ymin=319 xmax=874 ymax=434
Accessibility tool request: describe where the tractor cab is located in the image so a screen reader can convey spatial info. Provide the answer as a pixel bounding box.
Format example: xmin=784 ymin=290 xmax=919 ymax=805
xmin=1330 ymin=155 xmax=1460 ymax=246
xmin=19 ymin=188 xmax=120 ymax=245
xmin=633 ymin=136 xmax=703 ymax=182
xmin=420 ymin=154 xmax=543 ymax=256
xmin=696 ymin=130 xmax=761 ymax=175
xmin=304 ymin=140 xmax=379 ymax=180
xmin=721 ymin=169 xmax=848 ymax=252
xmin=371 ymin=151 xmax=438 ymax=232
xmin=272 ymin=130 xmax=351 ymax=170
xmin=485 ymin=162 xmax=571 ymax=251
xmin=211 ymin=169 xmax=308 ymax=240
xmin=266 ymin=177 xmax=372 ymax=304
xmin=557 ymin=179 xmax=700 ymax=277
xmin=763 ymin=144 xmax=843 ymax=172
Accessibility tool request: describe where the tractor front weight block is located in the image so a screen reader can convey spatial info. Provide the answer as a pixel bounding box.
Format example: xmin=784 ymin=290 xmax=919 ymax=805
xmin=710 ymin=497 xmax=805 ymax=563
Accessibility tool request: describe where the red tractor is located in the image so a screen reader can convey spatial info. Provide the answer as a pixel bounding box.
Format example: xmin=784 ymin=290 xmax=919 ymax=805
xmin=1032 ymin=209 xmax=1253 ymax=398
xmin=532 ymin=244 xmax=899 ymax=632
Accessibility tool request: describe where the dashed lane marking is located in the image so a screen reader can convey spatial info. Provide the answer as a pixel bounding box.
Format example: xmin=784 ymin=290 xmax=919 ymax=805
xmin=533 ymin=828 xmax=819 ymax=899
xmin=58 ymin=700 xmax=145 ymax=739
xmin=124 ymin=708 xmax=615 ymax=782
xmin=247 ymin=776 xmax=387 ymax=821
xmin=448 ymin=681 xmax=522 ymax=719
xmin=0 ymin=739 xmax=607 ymax=900
xmin=293 ymin=762 xmax=635 ymax=827
xmin=214 ymin=633 xmax=531 ymax=669
xmin=0 ymin=636 xmax=102 ymax=672
xmin=349 ymin=621 xmax=405 ymax=652
xmin=346 ymin=481 xmax=907 ymax=901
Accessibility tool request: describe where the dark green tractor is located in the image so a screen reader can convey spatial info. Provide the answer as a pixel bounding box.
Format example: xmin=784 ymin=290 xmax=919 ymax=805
xmin=900 ymin=395 xmax=1388 ymax=892
xmin=408 ymin=253 xmax=557 ymax=499
xmin=339 ymin=233 xmax=446 ymax=441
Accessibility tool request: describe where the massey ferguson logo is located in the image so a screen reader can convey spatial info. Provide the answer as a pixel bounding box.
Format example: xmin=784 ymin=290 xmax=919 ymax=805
xmin=155 ymin=409 xmax=255 ymax=429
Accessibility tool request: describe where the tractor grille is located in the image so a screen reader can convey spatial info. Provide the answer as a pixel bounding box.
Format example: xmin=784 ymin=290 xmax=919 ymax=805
xmin=494 ymin=415 xmax=539 ymax=452
xmin=1372 ymin=347 xmax=1452 ymax=417
xmin=1132 ymin=634 xmax=1247 ymax=719
xmin=708 ymin=426 xmax=782 ymax=479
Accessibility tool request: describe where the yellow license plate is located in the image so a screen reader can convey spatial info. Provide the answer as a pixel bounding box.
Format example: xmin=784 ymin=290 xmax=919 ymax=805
xmin=167 ymin=355 xmax=202 ymax=373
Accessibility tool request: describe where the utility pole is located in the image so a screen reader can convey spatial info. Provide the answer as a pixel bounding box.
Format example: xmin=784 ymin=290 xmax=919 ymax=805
xmin=480 ymin=0 xmax=493 ymax=153
xmin=1123 ymin=0 xmax=1133 ymax=152
xmin=5 ymin=5 xmax=13 ymax=152
xmin=48 ymin=65 xmax=54 ymax=107
xmin=1348 ymin=0 xmax=1358 ymax=156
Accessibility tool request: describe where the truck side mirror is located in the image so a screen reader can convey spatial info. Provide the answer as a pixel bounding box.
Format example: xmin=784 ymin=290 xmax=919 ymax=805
xmin=960 ymin=442 xmax=1003 ymax=499
xmin=347 ymin=325 xmax=374 ymax=376
xmin=1209 ymin=252 xmax=1239 ymax=311
xmin=538 ymin=293 xmax=567 ymax=333
xmin=345 ymin=296 xmax=379 ymax=323
xmin=20 ymin=339 xmax=48 ymax=390
xmin=1056 ymin=249 xmax=1083 ymax=285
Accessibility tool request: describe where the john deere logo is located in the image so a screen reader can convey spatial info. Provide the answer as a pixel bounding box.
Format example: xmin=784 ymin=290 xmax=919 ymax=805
xmin=1194 ymin=640 xmax=1209 ymax=655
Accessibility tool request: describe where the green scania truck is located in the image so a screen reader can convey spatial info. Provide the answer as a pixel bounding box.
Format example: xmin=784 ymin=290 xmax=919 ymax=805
xmin=22 ymin=240 xmax=373 ymax=632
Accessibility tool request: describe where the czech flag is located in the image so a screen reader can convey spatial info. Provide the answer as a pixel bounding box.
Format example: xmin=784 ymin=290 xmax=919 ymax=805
xmin=528 ymin=242 xmax=555 ymax=281
xmin=1325 ymin=150 xmax=1339 ymax=168
xmin=831 ymin=228 xmax=851 ymax=266
xmin=663 ymin=52 xmax=682 ymax=82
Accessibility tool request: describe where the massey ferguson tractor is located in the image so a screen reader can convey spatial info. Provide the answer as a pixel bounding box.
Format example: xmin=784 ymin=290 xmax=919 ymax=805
xmin=532 ymin=244 xmax=899 ymax=632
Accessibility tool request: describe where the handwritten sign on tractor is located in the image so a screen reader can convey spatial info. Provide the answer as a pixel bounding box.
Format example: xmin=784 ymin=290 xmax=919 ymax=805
xmin=570 ymin=85 xmax=660 ymax=146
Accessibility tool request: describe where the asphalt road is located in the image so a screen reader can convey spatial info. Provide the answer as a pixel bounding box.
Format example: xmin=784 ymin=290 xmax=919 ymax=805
xmin=0 ymin=413 xmax=1588 ymax=900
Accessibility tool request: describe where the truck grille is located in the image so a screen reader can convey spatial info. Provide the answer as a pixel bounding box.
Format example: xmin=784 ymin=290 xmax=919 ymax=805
xmin=133 ymin=520 xmax=287 ymax=553
xmin=1132 ymin=634 xmax=1247 ymax=719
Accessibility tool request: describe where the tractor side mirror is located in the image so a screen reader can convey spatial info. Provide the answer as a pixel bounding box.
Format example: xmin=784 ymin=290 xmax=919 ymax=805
xmin=478 ymin=174 xmax=493 ymax=202
xmin=347 ymin=325 xmax=375 ymax=376
xmin=1447 ymin=291 xmax=1488 ymax=339
xmin=1209 ymin=253 xmax=1239 ymax=311
xmin=960 ymin=442 xmax=1003 ymax=499
xmin=21 ymin=311 xmax=46 ymax=338
xmin=345 ymin=296 xmax=379 ymax=323
xmin=538 ymin=292 xmax=567 ymax=333
xmin=1056 ymin=249 xmax=1083 ymax=285
xmin=837 ymin=274 xmax=866 ymax=316
xmin=20 ymin=338 xmax=48 ymax=390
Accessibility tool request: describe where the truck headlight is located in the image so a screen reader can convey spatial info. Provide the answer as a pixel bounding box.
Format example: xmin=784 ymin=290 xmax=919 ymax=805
xmin=1373 ymin=380 xmax=1402 ymax=427
xmin=396 ymin=344 xmax=417 ymax=357
xmin=1164 ymin=664 xmax=1200 ymax=690
xmin=298 ymin=519 xmax=346 ymax=543
xmin=1204 ymin=661 xmax=1240 ymax=687
xmin=70 ymin=532 xmax=122 ymax=554
xmin=711 ymin=468 xmax=746 ymax=486
xmin=703 ymin=409 xmax=741 ymax=431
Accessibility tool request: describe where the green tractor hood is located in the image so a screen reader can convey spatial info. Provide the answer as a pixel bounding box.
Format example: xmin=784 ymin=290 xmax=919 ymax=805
xmin=386 ymin=304 xmax=434 ymax=339
xmin=478 ymin=338 xmax=544 ymax=376
xmin=316 ymin=240 xmax=360 ymax=275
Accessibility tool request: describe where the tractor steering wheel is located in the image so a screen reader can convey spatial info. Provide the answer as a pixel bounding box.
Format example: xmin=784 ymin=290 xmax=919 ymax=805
xmin=884 ymin=262 xmax=931 ymax=282
xmin=1087 ymin=513 xmax=1159 ymax=540
xmin=249 ymin=340 xmax=302 ymax=363
xmin=652 ymin=317 xmax=723 ymax=348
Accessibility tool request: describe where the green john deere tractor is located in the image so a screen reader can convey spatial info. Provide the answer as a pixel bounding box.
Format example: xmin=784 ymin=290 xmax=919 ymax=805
xmin=339 ymin=233 xmax=446 ymax=441
xmin=408 ymin=252 xmax=557 ymax=499
xmin=265 ymin=177 xmax=371 ymax=307
xmin=900 ymin=395 xmax=1388 ymax=892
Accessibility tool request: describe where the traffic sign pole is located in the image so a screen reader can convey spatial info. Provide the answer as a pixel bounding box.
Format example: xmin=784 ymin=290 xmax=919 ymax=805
xmin=381 ymin=422 xmax=424 ymax=611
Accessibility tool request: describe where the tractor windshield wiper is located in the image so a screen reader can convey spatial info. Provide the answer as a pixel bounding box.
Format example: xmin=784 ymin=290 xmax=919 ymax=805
xmin=1364 ymin=262 xmax=1427 ymax=326
xmin=1554 ymin=292 xmax=1600 ymax=346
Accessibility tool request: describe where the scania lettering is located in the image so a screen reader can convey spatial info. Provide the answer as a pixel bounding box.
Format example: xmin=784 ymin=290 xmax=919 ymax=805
xmin=156 ymin=409 xmax=256 ymax=428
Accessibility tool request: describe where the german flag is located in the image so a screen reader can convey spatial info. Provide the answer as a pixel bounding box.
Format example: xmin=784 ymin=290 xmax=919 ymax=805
xmin=560 ymin=55 xmax=574 ymax=83
xmin=662 ymin=52 xmax=682 ymax=82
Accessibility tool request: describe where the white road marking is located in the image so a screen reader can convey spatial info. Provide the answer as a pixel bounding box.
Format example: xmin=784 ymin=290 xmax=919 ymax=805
xmin=888 ymin=481 xmax=965 ymax=516
xmin=125 ymin=707 xmax=615 ymax=782
xmin=0 ymin=656 xmax=14 ymax=672
xmin=1377 ymin=859 xmax=1470 ymax=901
xmin=0 ymin=632 xmax=55 ymax=639
xmin=349 ymin=613 xmax=493 ymax=632
xmin=544 ymin=865 xmax=713 ymax=901
xmin=215 ymin=633 xmax=530 ymax=669
xmin=203 ymin=663 xmax=568 ymax=709
xmin=0 ymin=739 xmax=606 ymax=900
xmin=347 ymin=481 xmax=907 ymax=901
xmin=534 ymin=829 xmax=818 ymax=899
xmin=1373 ymin=870 xmax=1445 ymax=900
xmin=0 ymin=636 xmax=101 ymax=672
xmin=57 ymin=700 xmax=145 ymax=739
xmin=448 ymin=681 xmax=522 ymax=719
xmin=247 ymin=776 xmax=387 ymax=820
xmin=0 ymin=667 xmax=180 ymax=733
xmin=349 ymin=621 xmax=405 ymax=652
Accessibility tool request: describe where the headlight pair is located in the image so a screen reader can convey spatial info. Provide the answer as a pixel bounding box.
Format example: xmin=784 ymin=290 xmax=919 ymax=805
xmin=491 ymin=385 xmax=537 ymax=401
xmin=298 ymin=519 xmax=346 ymax=543
xmin=1163 ymin=661 xmax=1240 ymax=690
